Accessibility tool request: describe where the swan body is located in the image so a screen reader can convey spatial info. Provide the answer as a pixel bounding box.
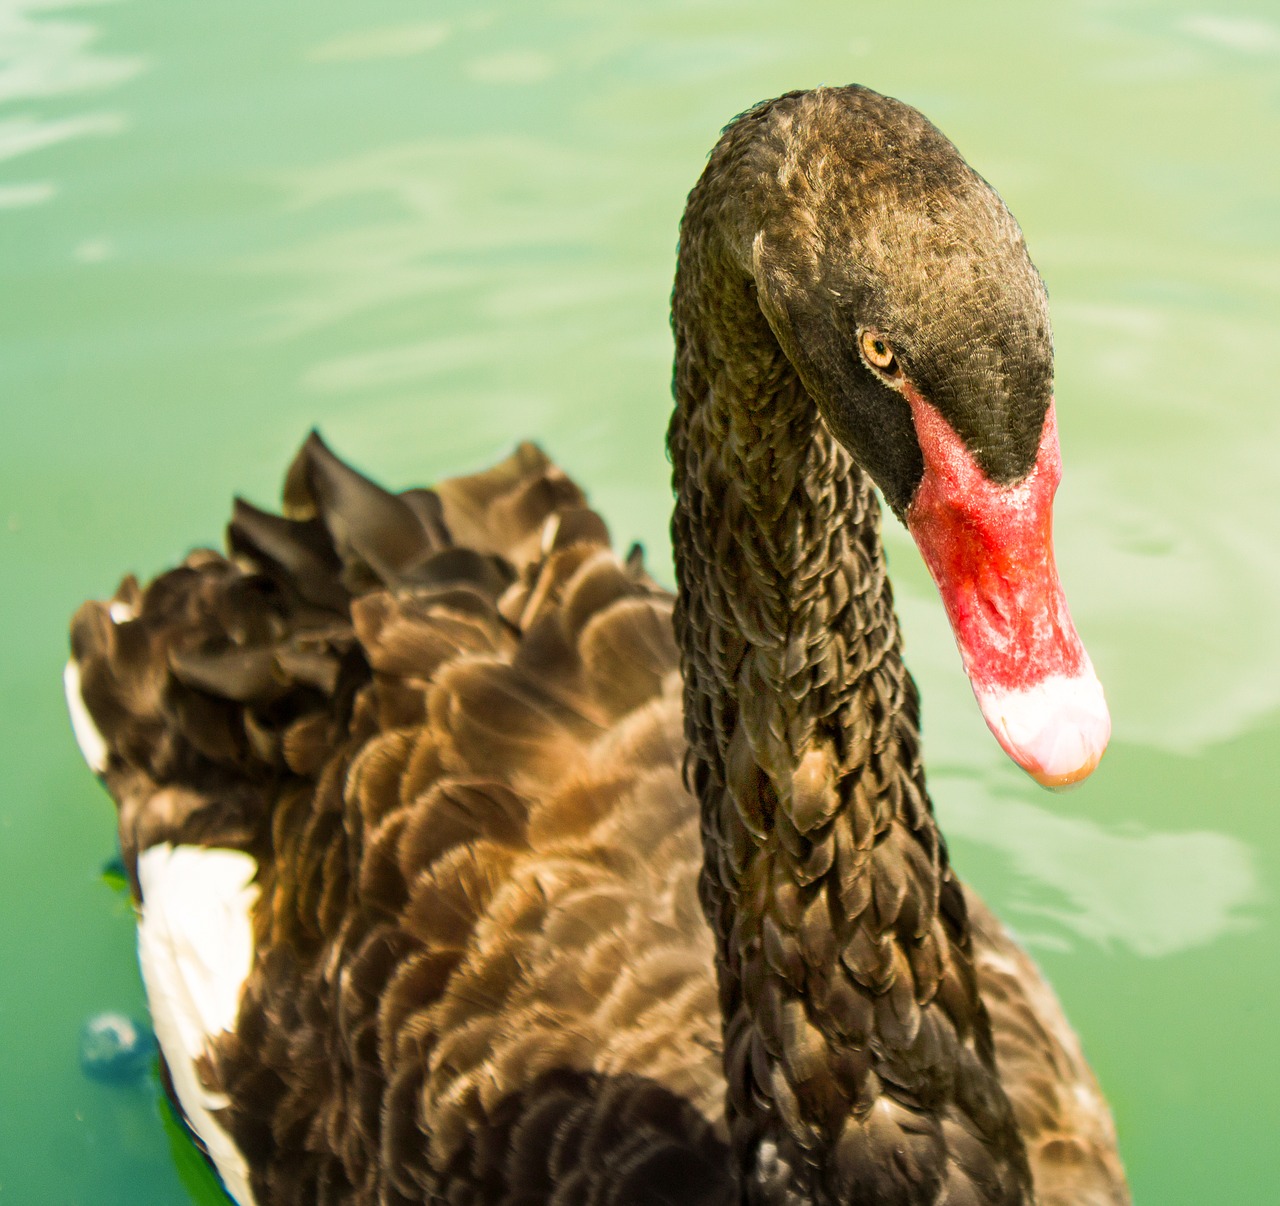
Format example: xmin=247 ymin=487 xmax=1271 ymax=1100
xmin=67 ymin=86 xmax=1128 ymax=1205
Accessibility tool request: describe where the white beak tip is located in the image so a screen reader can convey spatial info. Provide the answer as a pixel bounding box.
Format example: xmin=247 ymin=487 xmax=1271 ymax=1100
xmin=973 ymin=669 xmax=1111 ymax=791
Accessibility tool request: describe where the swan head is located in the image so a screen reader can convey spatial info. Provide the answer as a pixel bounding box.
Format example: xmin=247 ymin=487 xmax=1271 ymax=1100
xmin=733 ymin=86 xmax=1109 ymax=787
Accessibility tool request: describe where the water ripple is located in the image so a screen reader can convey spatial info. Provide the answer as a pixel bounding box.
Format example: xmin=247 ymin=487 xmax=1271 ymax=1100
xmin=0 ymin=0 xmax=143 ymax=103
xmin=306 ymin=21 xmax=449 ymax=63
xmin=250 ymin=134 xmax=650 ymax=341
xmin=1178 ymin=15 xmax=1280 ymax=53
xmin=0 ymin=109 xmax=122 ymax=162
xmin=939 ymin=774 xmax=1260 ymax=957
xmin=0 ymin=0 xmax=143 ymax=209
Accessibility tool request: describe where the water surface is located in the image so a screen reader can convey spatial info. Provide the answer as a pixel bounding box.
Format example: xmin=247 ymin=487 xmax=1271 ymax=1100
xmin=3 ymin=1 xmax=1278 ymax=1201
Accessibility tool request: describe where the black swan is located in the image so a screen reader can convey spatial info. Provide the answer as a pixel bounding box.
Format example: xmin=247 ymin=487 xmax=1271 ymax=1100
xmin=66 ymin=85 xmax=1127 ymax=1205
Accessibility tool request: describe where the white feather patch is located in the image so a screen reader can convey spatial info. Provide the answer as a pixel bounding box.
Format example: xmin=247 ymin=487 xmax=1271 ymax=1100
xmin=136 ymin=843 xmax=261 ymax=1206
xmin=63 ymin=659 xmax=108 ymax=774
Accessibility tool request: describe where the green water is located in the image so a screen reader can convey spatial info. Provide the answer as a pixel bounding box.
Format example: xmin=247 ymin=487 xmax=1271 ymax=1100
xmin=3 ymin=0 xmax=1278 ymax=1201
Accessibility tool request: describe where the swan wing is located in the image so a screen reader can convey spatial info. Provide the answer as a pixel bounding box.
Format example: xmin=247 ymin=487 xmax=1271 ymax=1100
xmin=68 ymin=436 xmax=731 ymax=1203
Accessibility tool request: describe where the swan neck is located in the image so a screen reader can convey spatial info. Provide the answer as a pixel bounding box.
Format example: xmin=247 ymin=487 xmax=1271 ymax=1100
xmin=668 ymin=172 xmax=1031 ymax=1204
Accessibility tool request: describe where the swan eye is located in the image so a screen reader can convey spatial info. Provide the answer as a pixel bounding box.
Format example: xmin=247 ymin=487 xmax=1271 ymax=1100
xmin=859 ymin=329 xmax=901 ymax=377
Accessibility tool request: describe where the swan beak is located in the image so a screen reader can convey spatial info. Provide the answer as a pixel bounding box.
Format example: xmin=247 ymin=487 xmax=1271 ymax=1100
xmin=904 ymin=394 xmax=1110 ymax=788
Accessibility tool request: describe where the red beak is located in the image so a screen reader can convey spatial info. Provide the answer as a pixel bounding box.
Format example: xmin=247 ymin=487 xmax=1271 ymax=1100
xmin=904 ymin=392 xmax=1109 ymax=788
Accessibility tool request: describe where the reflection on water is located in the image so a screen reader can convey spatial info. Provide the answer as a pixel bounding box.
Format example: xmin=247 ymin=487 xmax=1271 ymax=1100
xmin=254 ymin=136 xmax=642 ymax=342
xmin=467 ymin=50 xmax=556 ymax=85
xmin=939 ymin=774 xmax=1259 ymax=957
xmin=0 ymin=0 xmax=143 ymax=207
xmin=1177 ymin=14 xmax=1280 ymax=53
xmin=0 ymin=176 xmax=49 ymax=204
xmin=306 ymin=21 xmax=450 ymax=63
xmin=0 ymin=108 xmax=123 ymax=161
xmin=0 ymin=0 xmax=143 ymax=101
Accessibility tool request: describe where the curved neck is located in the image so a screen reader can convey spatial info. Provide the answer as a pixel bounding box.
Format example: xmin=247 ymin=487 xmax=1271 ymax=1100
xmin=668 ymin=183 xmax=1031 ymax=1205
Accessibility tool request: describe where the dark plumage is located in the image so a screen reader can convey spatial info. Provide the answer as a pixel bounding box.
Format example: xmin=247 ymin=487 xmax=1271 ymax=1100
xmin=67 ymin=85 xmax=1127 ymax=1205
